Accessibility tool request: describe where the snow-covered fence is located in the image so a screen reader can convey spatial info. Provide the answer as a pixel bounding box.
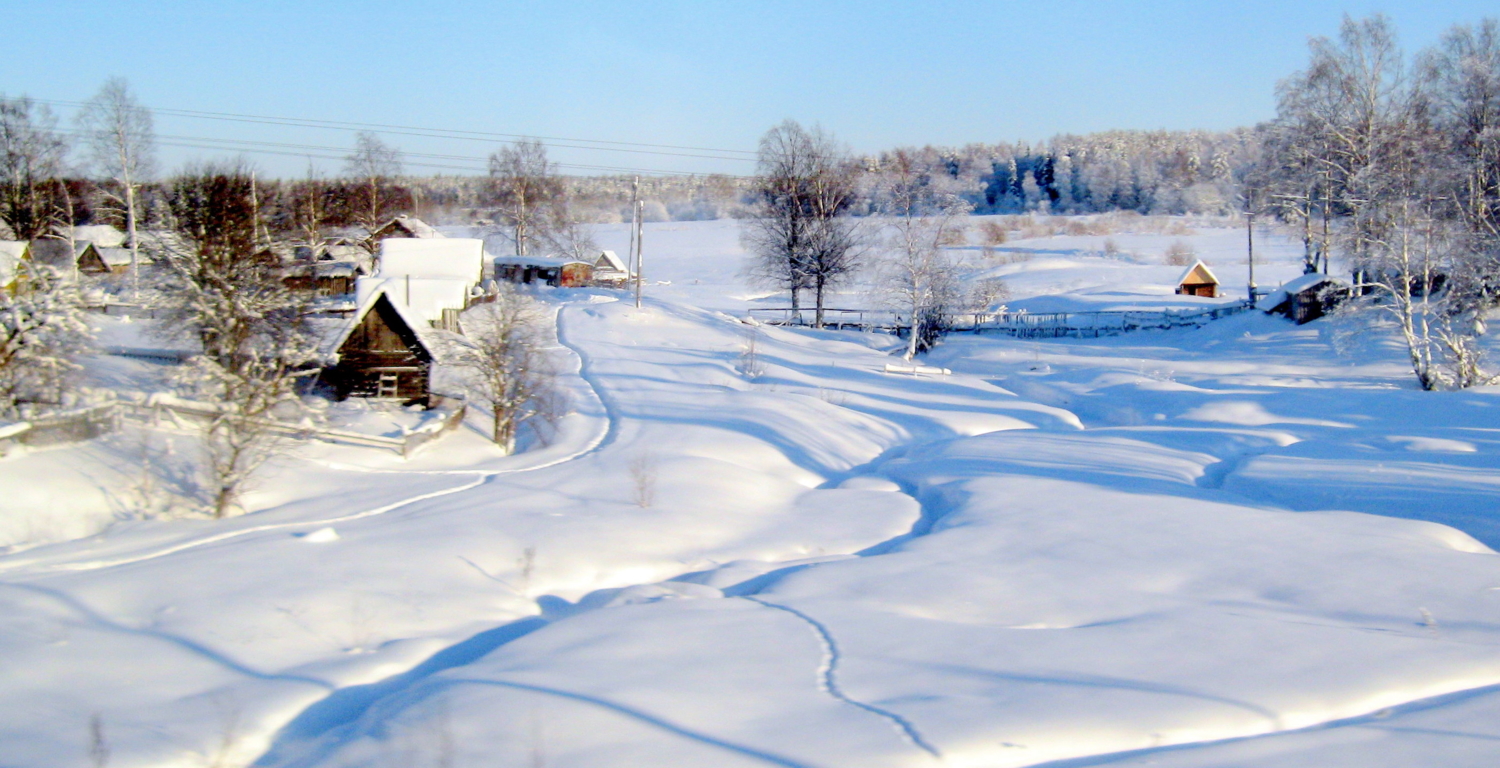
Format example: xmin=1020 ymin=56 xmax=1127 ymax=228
xmin=979 ymin=304 xmax=1249 ymax=338
xmin=749 ymin=303 xmax=1249 ymax=338
xmin=120 ymin=394 xmax=468 ymax=458
xmin=2 ymin=403 xmax=121 ymax=449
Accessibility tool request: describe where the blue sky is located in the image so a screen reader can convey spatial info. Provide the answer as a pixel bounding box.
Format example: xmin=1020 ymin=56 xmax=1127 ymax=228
xmin=6 ymin=0 xmax=1497 ymax=177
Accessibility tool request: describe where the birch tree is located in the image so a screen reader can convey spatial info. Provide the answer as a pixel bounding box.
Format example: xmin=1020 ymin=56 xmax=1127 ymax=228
xmin=872 ymin=149 xmax=974 ymax=359
xmin=344 ymin=132 xmax=405 ymax=251
xmin=458 ymin=286 xmax=560 ymax=453
xmin=0 ymin=263 xmax=90 ymax=417
xmin=77 ymin=78 xmax=156 ymax=292
xmin=741 ymin=120 xmax=864 ymax=327
xmin=488 ymin=139 xmax=563 ymax=257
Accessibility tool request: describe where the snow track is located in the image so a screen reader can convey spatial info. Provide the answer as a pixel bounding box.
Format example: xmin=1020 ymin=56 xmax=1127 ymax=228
xmin=743 ymin=596 xmax=942 ymax=759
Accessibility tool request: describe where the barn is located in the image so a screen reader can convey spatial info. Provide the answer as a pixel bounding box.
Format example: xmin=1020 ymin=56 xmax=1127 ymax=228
xmin=369 ymin=214 xmax=443 ymax=241
xmin=561 ymin=260 xmax=594 ymax=287
xmin=1257 ymin=273 xmax=1352 ymax=324
xmin=318 ymin=288 xmax=436 ymax=404
xmin=1175 ymin=260 xmax=1220 ymax=298
xmin=592 ymin=250 xmax=630 ymax=286
xmin=495 ymin=254 xmax=563 ymax=286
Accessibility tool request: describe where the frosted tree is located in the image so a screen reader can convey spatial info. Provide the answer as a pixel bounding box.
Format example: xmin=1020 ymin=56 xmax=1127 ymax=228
xmin=872 ymin=150 xmax=974 ymax=359
xmin=77 ymin=78 xmax=156 ymax=293
xmin=488 ymin=139 xmax=564 ymax=257
xmin=0 ymin=263 xmax=91 ymax=417
xmin=742 ymin=120 xmax=864 ymax=327
xmin=457 ymin=286 xmax=560 ymax=453
xmin=0 ymin=96 xmax=69 ymax=241
xmin=159 ymin=161 xmax=314 ymax=517
xmin=344 ymin=132 xmax=405 ymax=250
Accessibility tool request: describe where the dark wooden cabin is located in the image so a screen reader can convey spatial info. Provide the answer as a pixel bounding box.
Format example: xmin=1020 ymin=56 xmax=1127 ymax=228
xmin=1260 ymin=273 xmax=1351 ymax=324
xmin=320 ymin=292 xmax=434 ymax=404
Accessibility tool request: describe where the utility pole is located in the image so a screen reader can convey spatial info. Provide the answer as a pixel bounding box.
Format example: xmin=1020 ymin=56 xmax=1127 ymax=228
xmin=628 ymin=176 xmax=639 ymax=283
xmin=1245 ymin=200 xmax=1257 ymax=305
xmin=634 ymin=198 xmax=645 ymax=309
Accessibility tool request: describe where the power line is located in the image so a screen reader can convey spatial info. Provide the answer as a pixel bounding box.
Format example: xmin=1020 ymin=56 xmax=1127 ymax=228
xmin=38 ymin=97 xmax=758 ymax=164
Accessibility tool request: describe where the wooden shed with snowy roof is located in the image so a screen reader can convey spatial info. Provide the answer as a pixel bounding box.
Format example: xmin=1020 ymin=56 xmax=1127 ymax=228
xmin=1175 ymin=260 xmax=1220 ymax=298
xmin=1256 ymin=273 xmax=1351 ymax=324
xmin=0 ymin=241 xmax=32 ymax=293
xmin=317 ymin=288 xmax=436 ymax=404
xmin=30 ymin=240 xmax=109 ymax=275
xmin=370 ymin=214 xmax=443 ymax=241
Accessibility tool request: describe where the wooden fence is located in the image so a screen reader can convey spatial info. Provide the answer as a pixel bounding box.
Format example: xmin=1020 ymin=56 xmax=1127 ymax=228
xmin=749 ymin=303 xmax=1250 ymax=339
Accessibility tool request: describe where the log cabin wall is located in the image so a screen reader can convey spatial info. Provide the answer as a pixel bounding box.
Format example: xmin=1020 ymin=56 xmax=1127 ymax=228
xmin=322 ymin=294 xmax=432 ymax=404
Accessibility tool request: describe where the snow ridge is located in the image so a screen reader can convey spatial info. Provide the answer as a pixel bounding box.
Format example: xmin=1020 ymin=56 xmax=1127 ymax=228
xmin=743 ymin=596 xmax=942 ymax=759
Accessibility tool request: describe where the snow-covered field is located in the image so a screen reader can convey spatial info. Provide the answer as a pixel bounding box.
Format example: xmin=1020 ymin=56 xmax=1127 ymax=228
xmin=4 ymin=217 xmax=1500 ymax=767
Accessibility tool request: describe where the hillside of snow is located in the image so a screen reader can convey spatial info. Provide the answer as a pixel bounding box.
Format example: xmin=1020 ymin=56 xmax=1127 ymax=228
xmin=3 ymin=217 xmax=1500 ymax=768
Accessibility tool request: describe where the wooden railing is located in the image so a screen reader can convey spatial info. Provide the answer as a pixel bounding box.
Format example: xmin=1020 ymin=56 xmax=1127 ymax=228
xmin=749 ymin=303 xmax=1250 ymax=338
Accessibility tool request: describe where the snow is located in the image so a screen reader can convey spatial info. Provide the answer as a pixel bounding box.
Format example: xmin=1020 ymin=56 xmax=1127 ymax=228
xmin=375 ymin=238 xmax=484 ymax=282
xmin=4 ymin=216 xmax=1500 ymax=767
xmin=354 ymin=275 xmax=473 ymax=328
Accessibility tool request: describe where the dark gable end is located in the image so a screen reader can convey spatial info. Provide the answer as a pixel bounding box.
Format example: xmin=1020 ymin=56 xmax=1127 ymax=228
xmin=323 ymin=293 xmax=434 ymax=403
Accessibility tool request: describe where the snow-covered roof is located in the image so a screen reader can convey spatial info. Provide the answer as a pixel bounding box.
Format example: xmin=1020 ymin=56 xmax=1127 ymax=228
xmin=66 ymin=225 xmax=127 ymax=248
xmin=378 ymin=238 xmax=485 ymax=282
xmin=97 ymin=247 xmax=135 ymax=267
xmin=595 ymin=250 xmax=629 ymax=273
xmin=356 ymin=275 xmax=475 ymax=326
xmin=28 ymin=240 xmax=97 ymax=270
xmin=0 ymin=241 xmax=29 ymax=286
xmin=1176 ymin=260 xmax=1220 ymax=286
xmin=1256 ymin=272 xmax=1350 ymax=312
xmin=374 ymin=215 xmax=443 ymax=240
xmin=317 ymin=284 xmax=437 ymax=362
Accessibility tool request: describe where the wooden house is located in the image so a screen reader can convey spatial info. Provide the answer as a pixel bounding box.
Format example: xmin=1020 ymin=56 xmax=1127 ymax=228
xmin=0 ymin=241 xmax=32 ymax=293
xmin=97 ymin=248 xmax=135 ymax=275
xmin=29 ymin=240 xmax=110 ymax=275
xmin=369 ymin=214 xmax=443 ymax=241
xmin=318 ymin=288 xmax=435 ymax=404
xmin=1175 ymin=260 xmax=1220 ymax=298
xmin=592 ymin=250 xmax=630 ymax=286
xmin=1257 ymin=273 xmax=1351 ymax=324
xmin=65 ymin=225 xmax=128 ymax=249
xmin=495 ymin=254 xmax=562 ymax=286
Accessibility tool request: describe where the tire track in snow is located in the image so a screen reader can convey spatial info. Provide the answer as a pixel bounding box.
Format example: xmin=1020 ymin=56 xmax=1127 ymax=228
xmin=743 ymin=596 xmax=942 ymax=759
xmin=0 ymin=299 xmax=615 ymax=577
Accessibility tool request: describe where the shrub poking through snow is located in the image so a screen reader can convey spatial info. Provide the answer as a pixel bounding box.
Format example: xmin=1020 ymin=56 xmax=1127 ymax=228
xmin=629 ymin=450 xmax=657 ymax=508
xmin=1164 ymin=239 xmax=1196 ymax=266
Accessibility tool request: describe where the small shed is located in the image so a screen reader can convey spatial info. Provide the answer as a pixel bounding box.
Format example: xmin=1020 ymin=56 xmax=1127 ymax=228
xmin=30 ymin=240 xmax=110 ymax=275
xmin=561 ymin=260 xmax=594 ymax=287
xmin=1257 ymin=273 xmax=1351 ymax=324
xmin=1175 ymin=260 xmax=1220 ymax=298
xmin=495 ymin=254 xmax=563 ymax=286
xmin=592 ymin=250 xmax=630 ymax=286
xmin=318 ymin=288 xmax=436 ymax=404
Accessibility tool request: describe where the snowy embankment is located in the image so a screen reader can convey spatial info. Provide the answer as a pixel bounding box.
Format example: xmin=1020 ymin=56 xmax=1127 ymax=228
xmin=4 ymin=218 xmax=1500 ymax=767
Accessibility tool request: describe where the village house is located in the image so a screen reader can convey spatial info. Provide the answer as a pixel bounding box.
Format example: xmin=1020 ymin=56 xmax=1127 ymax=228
xmin=1257 ymin=273 xmax=1352 ymax=324
xmin=29 ymin=240 xmax=110 ymax=277
xmin=1175 ymin=260 xmax=1220 ymax=298
xmin=358 ymin=237 xmax=486 ymax=332
xmin=368 ymin=214 xmax=444 ymax=241
xmin=64 ymin=224 xmax=128 ymax=249
xmin=592 ymin=250 xmax=631 ymax=286
xmin=316 ymin=287 xmax=436 ymax=404
xmin=0 ymin=241 xmax=32 ymax=293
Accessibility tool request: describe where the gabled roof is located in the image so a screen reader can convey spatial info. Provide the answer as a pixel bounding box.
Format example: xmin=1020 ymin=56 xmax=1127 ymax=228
xmin=66 ymin=224 xmax=127 ymax=248
xmin=30 ymin=239 xmax=103 ymax=270
xmin=1176 ymin=260 xmax=1220 ymax=286
xmin=595 ymin=249 xmax=629 ymax=273
xmin=356 ymin=275 xmax=475 ymax=326
xmin=317 ymin=285 xmax=436 ymax=363
xmin=0 ymin=241 xmax=31 ymax=286
xmin=97 ymin=247 xmax=136 ymax=267
xmin=378 ymin=238 xmax=485 ymax=282
xmin=1255 ymin=273 xmax=1351 ymax=312
xmin=373 ymin=215 xmax=443 ymax=240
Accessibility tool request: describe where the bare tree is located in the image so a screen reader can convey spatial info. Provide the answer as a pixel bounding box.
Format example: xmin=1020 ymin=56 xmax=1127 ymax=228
xmin=77 ymin=78 xmax=155 ymax=293
xmin=488 ymin=139 xmax=565 ymax=257
xmin=871 ymin=149 xmax=973 ymax=359
xmin=0 ymin=262 xmax=91 ymax=417
xmin=741 ymin=120 xmax=864 ymax=327
xmin=160 ymin=161 xmax=313 ymax=517
xmin=457 ymin=286 xmax=560 ymax=453
xmin=344 ymin=131 xmax=405 ymax=250
xmin=0 ymin=96 xmax=69 ymax=241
